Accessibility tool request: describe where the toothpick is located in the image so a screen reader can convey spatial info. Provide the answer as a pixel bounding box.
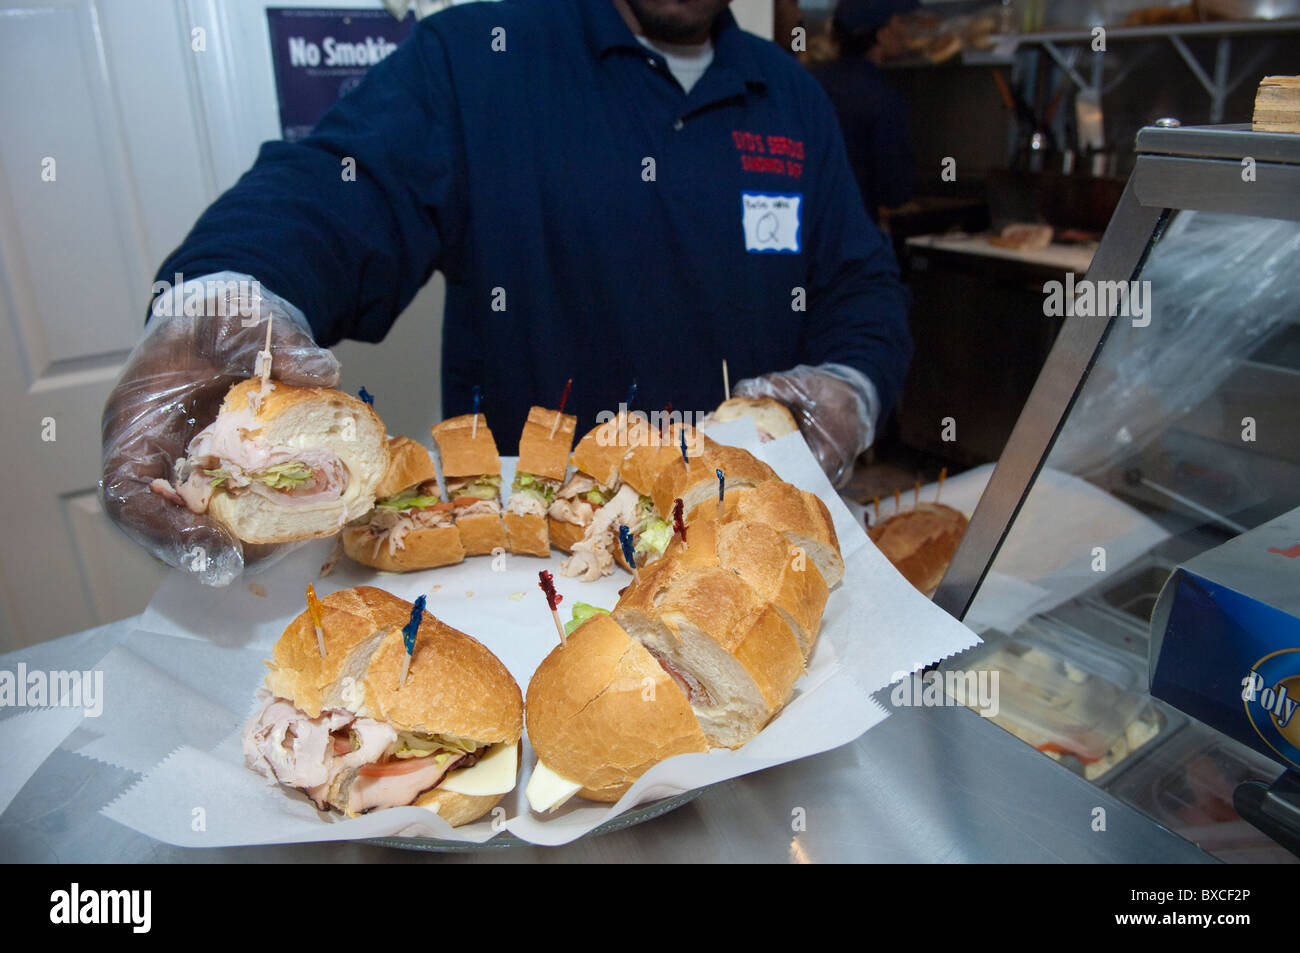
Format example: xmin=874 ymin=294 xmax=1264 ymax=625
xmin=914 ymin=479 xmax=920 ymax=508
xmin=305 ymin=584 xmax=326 ymax=659
xmin=256 ymin=309 xmax=274 ymax=389
xmin=471 ymin=385 xmax=481 ymax=440
xmin=937 ymin=467 xmax=948 ymax=503
xmin=549 ymin=377 xmax=573 ymax=440
xmin=538 ymin=571 xmax=566 ymax=646
xmin=397 ymin=596 xmax=427 ymax=690
xmin=873 ymin=496 xmax=880 ymax=523
xmin=722 ymin=359 xmax=730 ymax=401
xmin=398 ymin=652 xmax=412 ymax=689
xmin=894 ymin=487 xmax=901 ymax=516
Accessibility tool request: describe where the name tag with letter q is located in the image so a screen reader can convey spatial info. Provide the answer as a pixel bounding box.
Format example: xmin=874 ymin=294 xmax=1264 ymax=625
xmin=741 ymin=191 xmax=801 ymax=254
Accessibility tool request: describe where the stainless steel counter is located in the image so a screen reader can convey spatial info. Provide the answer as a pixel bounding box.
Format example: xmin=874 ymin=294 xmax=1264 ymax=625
xmin=0 ymin=618 xmax=1214 ymax=863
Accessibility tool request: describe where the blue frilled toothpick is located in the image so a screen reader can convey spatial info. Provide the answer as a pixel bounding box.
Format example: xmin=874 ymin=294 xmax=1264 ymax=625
xmin=398 ymin=594 xmax=427 ymax=689
xmin=625 ymin=379 xmax=637 ymax=412
xmin=679 ymin=425 xmax=689 ymax=471
xmin=618 ymin=524 xmax=639 ymax=584
xmin=358 ymin=386 xmax=374 ymax=406
xmin=716 ymin=468 xmax=725 ymax=520
xmin=471 ymin=386 xmax=481 ymax=439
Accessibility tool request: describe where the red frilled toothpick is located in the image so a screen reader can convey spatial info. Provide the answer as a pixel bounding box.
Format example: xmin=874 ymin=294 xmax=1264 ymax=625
xmin=538 ymin=570 xmax=566 ymax=646
xmin=549 ymin=377 xmax=572 ymax=440
xmin=672 ymin=498 xmax=688 ymax=550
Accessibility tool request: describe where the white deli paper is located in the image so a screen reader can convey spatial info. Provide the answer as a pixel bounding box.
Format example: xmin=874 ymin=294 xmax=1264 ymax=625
xmin=102 ymin=419 xmax=979 ymax=847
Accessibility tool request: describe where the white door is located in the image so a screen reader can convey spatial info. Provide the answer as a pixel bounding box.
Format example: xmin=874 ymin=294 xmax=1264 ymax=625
xmin=0 ymin=0 xmax=445 ymax=652
xmin=0 ymin=0 xmax=220 ymax=651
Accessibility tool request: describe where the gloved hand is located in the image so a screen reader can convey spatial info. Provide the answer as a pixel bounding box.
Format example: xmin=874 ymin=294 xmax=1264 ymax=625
xmin=734 ymin=363 xmax=878 ymax=489
xmin=100 ymin=276 xmax=341 ymax=586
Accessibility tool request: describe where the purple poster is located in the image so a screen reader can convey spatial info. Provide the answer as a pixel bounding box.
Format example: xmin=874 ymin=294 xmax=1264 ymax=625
xmin=267 ymin=8 xmax=416 ymax=142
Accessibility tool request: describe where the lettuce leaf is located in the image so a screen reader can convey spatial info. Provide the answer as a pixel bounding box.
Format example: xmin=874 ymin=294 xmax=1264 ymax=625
xmin=564 ymin=602 xmax=610 ymax=636
xmin=512 ymin=472 xmax=555 ymax=504
xmin=204 ymin=462 xmax=313 ymax=491
xmin=635 ymin=518 xmax=672 ymax=557
xmin=376 ymin=492 xmax=443 ymax=512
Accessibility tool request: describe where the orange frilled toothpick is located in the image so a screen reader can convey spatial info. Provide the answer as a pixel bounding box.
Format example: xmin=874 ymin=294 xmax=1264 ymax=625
xmin=305 ymin=584 xmax=326 ymax=659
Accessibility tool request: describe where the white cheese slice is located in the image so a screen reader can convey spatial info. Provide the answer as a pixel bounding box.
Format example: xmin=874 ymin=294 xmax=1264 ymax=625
xmin=438 ymin=742 xmax=519 ymax=797
xmin=525 ymin=759 xmax=583 ymax=813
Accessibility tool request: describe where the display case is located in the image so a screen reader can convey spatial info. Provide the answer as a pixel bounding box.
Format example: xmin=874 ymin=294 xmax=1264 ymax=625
xmin=934 ymin=123 xmax=1300 ymax=862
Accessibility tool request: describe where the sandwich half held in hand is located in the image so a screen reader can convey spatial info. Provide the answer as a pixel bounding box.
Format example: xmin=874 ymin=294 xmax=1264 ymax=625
xmin=153 ymin=379 xmax=387 ymax=544
xmin=703 ymin=397 xmax=799 ymax=442
xmin=341 ymin=436 xmax=465 ymax=571
xmin=243 ymin=586 xmax=523 ymax=826
xmin=431 ymin=414 xmax=506 ymax=556
xmin=504 ymin=406 xmax=576 ymax=557
xmin=868 ymin=502 xmax=968 ymax=597
xmin=524 ymin=612 xmax=708 ymax=811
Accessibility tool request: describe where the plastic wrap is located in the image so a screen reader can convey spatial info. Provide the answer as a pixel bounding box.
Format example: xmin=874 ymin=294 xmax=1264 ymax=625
xmin=100 ymin=273 xmax=341 ymax=586
xmin=1048 ymin=211 xmax=1300 ymax=477
xmin=734 ymin=363 xmax=878 ymax=488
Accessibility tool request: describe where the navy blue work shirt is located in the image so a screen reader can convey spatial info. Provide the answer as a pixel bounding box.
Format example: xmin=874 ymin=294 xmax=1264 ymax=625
xmin=157 ymin=0 xmax=912 ymax=452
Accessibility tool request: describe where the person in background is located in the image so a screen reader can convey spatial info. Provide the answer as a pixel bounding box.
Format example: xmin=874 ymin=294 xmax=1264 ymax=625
xmin=809 ymin=0 xmax=916 ymax=224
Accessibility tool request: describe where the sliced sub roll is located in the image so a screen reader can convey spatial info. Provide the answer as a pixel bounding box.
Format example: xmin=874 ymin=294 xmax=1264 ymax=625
xmin=614 ymin=565 xmax=805 ymax=749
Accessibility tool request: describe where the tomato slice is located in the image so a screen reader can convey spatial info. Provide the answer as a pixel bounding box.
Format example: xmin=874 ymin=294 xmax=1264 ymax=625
xmin=431 ymin=501 xmax=455 ymax=513
xmin=357 ymin=755 xmax=442 ymax=777
xmin=452 ymin=496 xmax=484 ymax=507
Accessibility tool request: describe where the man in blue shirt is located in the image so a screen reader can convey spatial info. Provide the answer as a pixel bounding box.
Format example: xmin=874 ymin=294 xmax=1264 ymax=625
xmin=101 ymin=0 xmax=912 ymax=585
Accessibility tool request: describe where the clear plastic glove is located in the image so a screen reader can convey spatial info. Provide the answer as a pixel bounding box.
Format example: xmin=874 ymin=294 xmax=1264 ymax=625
xmin=100 ymin=275 xmax=341 ymax=586
xmin=734 ymin=363 xmax=878 ymax=489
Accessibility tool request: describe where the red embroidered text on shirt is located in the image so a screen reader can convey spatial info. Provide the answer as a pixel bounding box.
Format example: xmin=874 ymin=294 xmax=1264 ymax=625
xmin=732 ymin=130 xmax=805 ymax=180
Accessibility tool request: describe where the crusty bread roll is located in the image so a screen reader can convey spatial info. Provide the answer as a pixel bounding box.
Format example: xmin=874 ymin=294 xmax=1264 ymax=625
xmin=517 ymin=406 xmax=576 ymax=482
xmin=708 ymin=397 xmax=799 ymax=441
xmin=374 ymin=435 xmax=438 ymax=499
xmin=656 ymin=519 xmax=829 ymax=658
xmin=868 ymin=502 xmax=967 ymax=597
xmin=205 ymin=380 xmax=387 ymax=545
xmin=614 ymin=565 xmax=804 ymax=749
xmin=341 ymin=524 xmax=465 ymax=572
xmin=504 ymin=511 xmax=549 ymax=557
xmin=264 ymin=585 xmax=402 ymax=718
xmin=650 ymin=444 xmax=779 ymax=521
xmin=547 ymin=516 xmax=586 ymax=554
xmin=618 ymin=423 xmax=711 ymax=496
xmin=525 ymin=614 xmax=708 ymax=802
xmin=250 ymin=586 xmax=522 ymax=826
xmin=724 ymin=481 xmax=844 ymax=589
xmin=431 ymin=414 xmax=501 ymax=479
xmin=363 ymin=617 xmax=522 ymax=743
xmin=570 ymin=414 xmax=632 ymax=489
xmin=342 ymin=436 xmax=465 ymax=572
xmin=456 ymin=511 xmax=507 ymax=556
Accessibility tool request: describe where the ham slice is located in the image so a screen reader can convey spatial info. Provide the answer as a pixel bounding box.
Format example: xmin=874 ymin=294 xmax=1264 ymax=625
xmin=159 ymin=401 xmax=349 ymax=515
